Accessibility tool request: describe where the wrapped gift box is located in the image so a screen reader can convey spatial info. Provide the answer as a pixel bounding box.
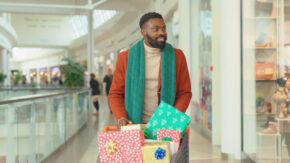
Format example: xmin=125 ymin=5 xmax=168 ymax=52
xmin=142 ymin=142 xmax=170 ymax=163
xmin=157 ymin=129 xmax=181 ymax=152
xmin=102 ymin=126 xmax=117 ymax=133
xmin=121 ymin=124 xmax=148 ymax=139
xmin=144 ymin=139 xmax=179 ymax=158
xmin=157 ymin=129 xmax=181 ymax=144
xmin=98 ymin=129 xmax=144 ymax=163
xmin=146 ymin=101 xmax=191 ymax=139
xmin=121 ymin=124 xmax=146 ymax=131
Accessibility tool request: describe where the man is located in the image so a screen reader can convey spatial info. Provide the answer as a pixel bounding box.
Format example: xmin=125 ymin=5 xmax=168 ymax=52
xmin=103 ymin=68 xmax=113 ymax=114
xmin=103 ymin=68 xmax=113 ymax=95
xmin=109 ymin=12 xmax=192 ymax=129
xmin=90 ymin=73 xmax=100 ymax=115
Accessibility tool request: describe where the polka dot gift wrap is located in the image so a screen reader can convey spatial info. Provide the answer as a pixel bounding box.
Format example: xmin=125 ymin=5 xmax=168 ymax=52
xmin=157 ymin=129 xmax=181 ymax=147
xmin=98 ymin=129 xmax=144 ymax=163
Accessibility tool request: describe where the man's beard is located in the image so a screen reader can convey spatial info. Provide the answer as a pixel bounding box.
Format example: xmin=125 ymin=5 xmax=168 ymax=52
xmin=146 ymin=34 xmax=167 ymax=49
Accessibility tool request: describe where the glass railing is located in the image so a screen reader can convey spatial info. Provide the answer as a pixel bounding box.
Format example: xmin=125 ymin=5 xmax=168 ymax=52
xmin=0 ymin=87 xmax=84 ymax=100
xmin=0 ymin=89 xmax=58 ymax=100
xmin=0 ymin=88 xmax=91 ymax=163
xmin=0 ymin=84 xmax=69 ymax=89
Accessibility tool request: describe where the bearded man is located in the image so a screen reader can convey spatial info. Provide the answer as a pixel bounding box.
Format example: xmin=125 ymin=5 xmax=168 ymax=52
xmin=108 ymin=12 xmax=192 ymax=129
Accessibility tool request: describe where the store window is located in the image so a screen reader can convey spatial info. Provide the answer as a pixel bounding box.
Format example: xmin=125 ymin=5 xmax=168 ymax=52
xmin=242 ymin=0 xmax=290 ymax=161
xmin=193 ymin=0 xmax=213 ymax=132
xmin=166 ymin=10 xmax=179 ymax=47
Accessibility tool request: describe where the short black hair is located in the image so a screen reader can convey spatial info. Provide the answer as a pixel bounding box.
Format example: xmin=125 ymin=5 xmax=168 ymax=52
xmin=277 ymin=77 xmax=287 ymax=87
xmin=139 ymin=12 xmax=163 ymax=29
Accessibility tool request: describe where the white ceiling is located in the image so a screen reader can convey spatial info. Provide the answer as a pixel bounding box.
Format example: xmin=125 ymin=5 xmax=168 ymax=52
xmin=1 ymin=0 xmax=151 ymax=61
xmin=0 ymin=0 xmax=150 ymax=14
xmin=0 ymin=0 xmax=99 ymax=6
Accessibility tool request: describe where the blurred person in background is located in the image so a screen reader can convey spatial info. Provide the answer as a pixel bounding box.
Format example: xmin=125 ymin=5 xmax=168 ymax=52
xmin=21 ymin=75 xmax=27 ymax=85
xmin=90 ymin=73 xmax=100 ymax=115
xmin=103 ymin=68 xmax=113 ymax=114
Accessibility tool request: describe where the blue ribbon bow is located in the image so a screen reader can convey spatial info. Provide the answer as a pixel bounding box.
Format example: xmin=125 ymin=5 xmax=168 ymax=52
xmin=154 ymin=147 xmax=166 ymax=160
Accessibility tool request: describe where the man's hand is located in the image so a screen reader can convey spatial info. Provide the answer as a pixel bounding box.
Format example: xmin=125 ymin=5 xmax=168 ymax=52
xmin=116 ymin=117 xmax=132 ymax=129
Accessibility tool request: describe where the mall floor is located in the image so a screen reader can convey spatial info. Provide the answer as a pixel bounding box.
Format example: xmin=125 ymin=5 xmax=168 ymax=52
xmin=42 ymin=96 xmax=247 ymax=163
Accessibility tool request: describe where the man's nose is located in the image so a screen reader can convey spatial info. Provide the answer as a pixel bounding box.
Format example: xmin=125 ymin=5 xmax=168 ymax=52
xmin=158 ymin=29 xmax=166 ymax=36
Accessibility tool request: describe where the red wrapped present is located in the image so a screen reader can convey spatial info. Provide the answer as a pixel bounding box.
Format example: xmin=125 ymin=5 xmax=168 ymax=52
xmin=102 ymin=126 xmax=117 ymax=133
xmin=98 ymin=129 xmax=144 ymax=163
xmin=157 ymin=129 xmax=181 ymax=144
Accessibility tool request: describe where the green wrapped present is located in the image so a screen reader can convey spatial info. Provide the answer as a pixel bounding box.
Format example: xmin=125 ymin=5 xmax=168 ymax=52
xmin=146 ymin=101 xmax=191 ymax=139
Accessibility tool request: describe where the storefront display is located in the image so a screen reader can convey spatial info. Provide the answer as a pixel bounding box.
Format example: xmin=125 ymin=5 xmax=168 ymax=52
xmin=29 ymin=69 xmax=37 ymax=84
xmin=50 ymin=66 xmax=61 ymax=84
xmin=39 ymin=67 xmax=48 ymax=84
xmin=193 ymin=0 xmax=213 ymax=131
xmin=243 ymin=0 xmax=290 ymax=161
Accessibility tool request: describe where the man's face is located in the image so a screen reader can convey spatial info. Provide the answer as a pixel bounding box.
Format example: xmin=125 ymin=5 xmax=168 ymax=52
xmin=142 ymin=18 xmax=167 ymax=49
xmin=108 ymin=69 xmax=112 ymax=75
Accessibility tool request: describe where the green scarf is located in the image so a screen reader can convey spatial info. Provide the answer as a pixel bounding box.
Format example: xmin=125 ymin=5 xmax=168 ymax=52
xmin=125 ymin=39 xmax=176 ymax=124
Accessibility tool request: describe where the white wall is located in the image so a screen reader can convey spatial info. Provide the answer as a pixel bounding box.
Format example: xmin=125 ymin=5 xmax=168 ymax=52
xmin=10 ymin=14 xmax=74 ymax=47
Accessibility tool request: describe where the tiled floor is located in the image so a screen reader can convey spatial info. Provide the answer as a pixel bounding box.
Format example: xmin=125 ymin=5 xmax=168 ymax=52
xmin=43 ymin=96 xmax=247 ymax=163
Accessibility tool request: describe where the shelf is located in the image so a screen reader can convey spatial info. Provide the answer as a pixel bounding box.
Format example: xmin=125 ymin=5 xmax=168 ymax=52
xmin=245 ymin=47 xmax=277 ymax=50
xmin=257 ymin=132 xmax=280 ymax=136
xmin=255 ymin=47 xmax=277 ymax=49
xmin=256 ymin=79 xmax=277 ymax=81
xmin=246 ymin=17 xmax=277 ymax=20
xmin=275 ymin=117 xmax=290 ymax=121
xmin=256 ymin=112 xmax=275 ymax=116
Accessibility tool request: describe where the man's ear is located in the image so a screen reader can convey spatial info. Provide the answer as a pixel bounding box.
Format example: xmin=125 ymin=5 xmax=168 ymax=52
xmin=141 ymin=28 xmax=146 ymax=37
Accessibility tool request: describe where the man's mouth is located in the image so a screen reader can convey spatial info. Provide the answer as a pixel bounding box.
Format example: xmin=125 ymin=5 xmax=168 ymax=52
xmin=157 ymin=37 xmax=165 ymax=42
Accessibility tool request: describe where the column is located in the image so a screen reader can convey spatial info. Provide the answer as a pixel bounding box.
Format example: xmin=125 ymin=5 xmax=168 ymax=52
xmin=87 ymin=10 xmax=94 ymax=87
xmin=1 ymin=49 xmax=11 ymax=86
xmin=6 ymin=104 xmax=16 ymax=163
xmin=178 ymin=0 xmax=192 ymax=116
xmin=219 ymin=0 xmax=242 ymax=159
xmin=87 ymin=10 xmax=94 ymax=113
xmin=211 ymin=0 xmax=222 ymax=146
xmin=47 ymin=66 xmax=51 ymax=84
xmin=0 ymin=48 xmax=3 ymax=73
xmin=190 ymin=0 xmax=200 ymax=104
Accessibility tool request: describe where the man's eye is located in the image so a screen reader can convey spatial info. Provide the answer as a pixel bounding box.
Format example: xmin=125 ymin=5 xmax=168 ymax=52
xmin=152 ymin=28 xmax=158 ymax=31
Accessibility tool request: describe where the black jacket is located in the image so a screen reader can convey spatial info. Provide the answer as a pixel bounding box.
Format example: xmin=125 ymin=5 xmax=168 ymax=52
xmin=103 ymin=75 xmax=113 ymax=95
xmin=90 ymin=79 xmax=100 ymax=95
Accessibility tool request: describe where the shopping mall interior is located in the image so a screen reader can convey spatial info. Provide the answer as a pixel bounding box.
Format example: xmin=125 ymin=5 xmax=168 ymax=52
xmin=1 ymin=0 xmax=290 ymax=162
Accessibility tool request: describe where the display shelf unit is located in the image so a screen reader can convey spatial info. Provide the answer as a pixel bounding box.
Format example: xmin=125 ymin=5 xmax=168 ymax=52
xmin=243 ymin=0 xmax=290 ymax=162
xmin=257 ymin=132 xmax=281 ymax=161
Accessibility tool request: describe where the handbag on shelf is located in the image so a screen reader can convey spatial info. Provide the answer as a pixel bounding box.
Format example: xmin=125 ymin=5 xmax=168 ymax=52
xmin=255 ymin=0 xmax=276 ymax=17
xmin=255 ymin=62 xmax=275 ymax=80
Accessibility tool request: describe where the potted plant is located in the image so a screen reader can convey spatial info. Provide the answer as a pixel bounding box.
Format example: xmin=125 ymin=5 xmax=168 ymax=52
xmin=0 ymin=73 xmax=6 ymax=85
xmin=13 ymin=71 xmax=21 ymax=85
xmin=61 ymin=57 xmax=85 ymax=88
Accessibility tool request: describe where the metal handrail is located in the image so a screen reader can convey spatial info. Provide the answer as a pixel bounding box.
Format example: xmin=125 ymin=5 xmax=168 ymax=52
xmin=0 ymin=88 xmax=90 ymax=105
xmin=0 ymin=87 xmax=86 ymax=91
